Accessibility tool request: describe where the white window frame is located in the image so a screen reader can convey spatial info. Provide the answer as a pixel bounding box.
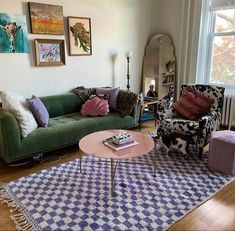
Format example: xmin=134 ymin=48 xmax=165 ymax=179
xmin=196 ymin=0 xmax=235 ymax=93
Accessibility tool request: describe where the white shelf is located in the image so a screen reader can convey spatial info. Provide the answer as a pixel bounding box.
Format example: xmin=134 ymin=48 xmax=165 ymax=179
xmin=162 ymin=72 xmax=175 ymax=77
xmin=161 ymin=82 xmax=174 ymax=86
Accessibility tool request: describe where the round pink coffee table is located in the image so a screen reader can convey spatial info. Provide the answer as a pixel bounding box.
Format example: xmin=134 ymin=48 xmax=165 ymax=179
xmin=79 ymin=130 xmax=155 ymax=196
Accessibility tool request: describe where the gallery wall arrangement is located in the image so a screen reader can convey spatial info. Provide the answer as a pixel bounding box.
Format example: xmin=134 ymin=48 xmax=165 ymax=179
xmin=0 ymin=2 xmax=92 ymax=65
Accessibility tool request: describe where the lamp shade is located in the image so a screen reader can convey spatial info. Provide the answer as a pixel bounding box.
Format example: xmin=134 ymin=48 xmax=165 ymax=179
xmin=125 ymin=51 xmax=133 ymax=58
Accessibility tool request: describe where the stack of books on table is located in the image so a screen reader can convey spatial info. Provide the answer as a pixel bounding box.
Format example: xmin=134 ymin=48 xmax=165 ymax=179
xmin=103 ymin=133 xmax=138 ymax=151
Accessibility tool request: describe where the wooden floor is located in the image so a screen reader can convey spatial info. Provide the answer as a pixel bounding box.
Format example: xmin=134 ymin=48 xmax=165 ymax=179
xmin=0 ymin=121 xmax=235 ymax=230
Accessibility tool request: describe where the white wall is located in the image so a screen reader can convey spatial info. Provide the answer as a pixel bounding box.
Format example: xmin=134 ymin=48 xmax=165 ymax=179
xmin=152 ymin=0 xmax=202 ymax=97
xmin=0 ymin=0 xmax=153 ymax=97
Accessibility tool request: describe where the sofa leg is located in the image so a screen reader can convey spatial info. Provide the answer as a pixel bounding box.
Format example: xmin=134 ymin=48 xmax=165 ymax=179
xmin=199 ymin=147 xmax=203 ymax=160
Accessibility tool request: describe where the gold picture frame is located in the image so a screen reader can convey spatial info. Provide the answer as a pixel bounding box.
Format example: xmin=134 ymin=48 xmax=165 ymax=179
xmin=34 ymin=39 xmax=66 ymax=66
xmin=68 ymin=16 xmax=92 ymax=56
xmin=28 ymin=2 xmax=64 ymax=35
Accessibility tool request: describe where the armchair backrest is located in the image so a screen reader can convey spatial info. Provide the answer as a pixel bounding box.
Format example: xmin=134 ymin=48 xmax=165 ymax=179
xmin=181 ymin=84 xmax=225 ymax=113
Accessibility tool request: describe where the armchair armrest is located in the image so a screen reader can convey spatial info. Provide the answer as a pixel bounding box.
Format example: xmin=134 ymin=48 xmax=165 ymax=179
xmin=158 ymin=108 xmax=175 ymax=121
xmin=199 ymin=111 xmax=220 ymax=130
xmin=198 ymin=111 xmax=221 ymax=146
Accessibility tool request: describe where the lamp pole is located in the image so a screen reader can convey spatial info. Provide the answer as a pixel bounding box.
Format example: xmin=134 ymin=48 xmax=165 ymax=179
xmin=125 ymin=51 xmax=133 ymax=91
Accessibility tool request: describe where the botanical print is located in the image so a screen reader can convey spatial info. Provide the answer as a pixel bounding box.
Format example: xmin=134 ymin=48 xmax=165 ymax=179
xmin=70 ymin=22 xmax=90 ymax=52
xmin=68 ymin=17 xmax=92 ymax=55
xmin=0 ymin=13 xmax=29 ymax=53
xmin=28 ymin=2 xmax=64 ymax=34
xmin=39 ymin=43 xmax=61 ymax=62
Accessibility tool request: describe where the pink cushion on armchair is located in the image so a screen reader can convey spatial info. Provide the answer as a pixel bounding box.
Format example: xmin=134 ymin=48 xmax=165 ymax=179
xmin=172 ymin=86 xmax=214 ymax=120
xmin=81 ymin=97 xmax=109 ymax=116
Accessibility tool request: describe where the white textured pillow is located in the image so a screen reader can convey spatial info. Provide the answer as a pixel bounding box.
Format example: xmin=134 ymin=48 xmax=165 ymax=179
xmin=0 ymin=91 xmax=38 ymax=137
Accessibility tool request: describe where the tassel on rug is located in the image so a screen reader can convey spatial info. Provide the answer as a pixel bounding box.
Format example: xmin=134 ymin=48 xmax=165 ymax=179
xmin=0 ymin=183 xmax=37 ymax=231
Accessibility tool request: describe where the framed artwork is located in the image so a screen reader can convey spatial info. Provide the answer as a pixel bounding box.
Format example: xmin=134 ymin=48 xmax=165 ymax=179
xmin=0 ymin=13 xmax=29 ymax=53
xmin=28 ymin=2 xmax=64 ymax=34
xmin=34 ymin=39 xmax=65 ymax=66
xmin=68 ymin=16 xmax=92 ymax=56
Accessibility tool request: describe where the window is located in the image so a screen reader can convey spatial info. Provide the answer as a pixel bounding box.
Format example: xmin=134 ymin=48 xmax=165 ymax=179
xmin=209 ymin=9 xmax=235 ymax=85
xmin=197 ymin=0 xmax=235 ymax=92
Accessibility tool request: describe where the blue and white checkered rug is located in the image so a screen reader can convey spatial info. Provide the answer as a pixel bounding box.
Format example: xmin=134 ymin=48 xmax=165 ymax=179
xmin=0 ymin=151 xmax=234 ymax=231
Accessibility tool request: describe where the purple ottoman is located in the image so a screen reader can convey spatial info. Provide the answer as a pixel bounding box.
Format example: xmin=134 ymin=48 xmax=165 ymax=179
xmin=208 ymin=130 xmax=235 ymax=175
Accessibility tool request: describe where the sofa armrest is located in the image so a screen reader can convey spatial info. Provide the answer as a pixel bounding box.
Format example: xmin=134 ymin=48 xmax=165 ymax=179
xmin=131 ymin=100 xmax=141 ymax=125
xmin=0 ymin=108 xmax=21 ymax=163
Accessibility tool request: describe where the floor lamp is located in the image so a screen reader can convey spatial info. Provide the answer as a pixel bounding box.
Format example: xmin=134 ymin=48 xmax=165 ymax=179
xmin=125 ymin=51 xmax=133 ymax=91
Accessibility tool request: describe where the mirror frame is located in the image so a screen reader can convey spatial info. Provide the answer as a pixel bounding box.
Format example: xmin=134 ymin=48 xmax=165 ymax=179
xmin=141 ymin=34 xmax=177 ymax=102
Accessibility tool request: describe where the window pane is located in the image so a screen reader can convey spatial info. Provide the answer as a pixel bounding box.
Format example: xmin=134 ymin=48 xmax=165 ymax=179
xmin=214 ymin=9 xmax=235 ymax=33
xmin=210 ymin=35 xmax=235 ymax=85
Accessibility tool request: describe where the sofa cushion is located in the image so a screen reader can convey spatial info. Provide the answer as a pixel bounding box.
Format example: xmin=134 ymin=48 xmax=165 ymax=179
xmin=0 ymin=91 xmax=38 ymax=137
xmin=40 ymin=93 xmax=83 ymax=118
xmin=96 ymin=87 xmax=120 ymax=109
xmin=81 ymin=97 xmax=109 ymax=116
xmin=28 ymin=96 xmax=49 ymax=127
xmin=20 ymin=112 xmax=135 ymax=155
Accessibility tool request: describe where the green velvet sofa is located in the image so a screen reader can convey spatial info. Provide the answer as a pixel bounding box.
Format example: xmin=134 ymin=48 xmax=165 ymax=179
xmin=0 ymin=93 xmax=139 ymax=164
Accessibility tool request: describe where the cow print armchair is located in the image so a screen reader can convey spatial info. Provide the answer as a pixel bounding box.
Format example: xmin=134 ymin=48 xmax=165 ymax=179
xmin=157 ymin=84 xmax=225 ymax=158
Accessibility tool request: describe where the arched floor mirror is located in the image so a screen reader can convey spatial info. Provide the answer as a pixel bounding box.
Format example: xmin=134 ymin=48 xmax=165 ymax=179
xmin=142 ymin=34 xmax=176 ymax=104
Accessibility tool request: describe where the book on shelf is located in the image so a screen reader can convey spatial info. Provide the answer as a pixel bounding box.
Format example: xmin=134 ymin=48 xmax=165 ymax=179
xmin=103 ymin=137 xmax=138 ymax=151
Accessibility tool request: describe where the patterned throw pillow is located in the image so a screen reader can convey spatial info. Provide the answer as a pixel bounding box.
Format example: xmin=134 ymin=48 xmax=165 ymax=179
xmin=28 ymin=96 xmax=49 ymax=127
xmin=72 ymin=86 xmax=96 ymax=101
xmin=0 ymin=91 xmax=38 ymax=137
xmin=172 ymin=86 xmax=214 ymax=120
xmin=115 ymin=90 xmax=138 ymax=117
xmin=81 ymin=97 xmax=109 ymax=116
xmin=96 ymin=87 xmax=120 ymax=109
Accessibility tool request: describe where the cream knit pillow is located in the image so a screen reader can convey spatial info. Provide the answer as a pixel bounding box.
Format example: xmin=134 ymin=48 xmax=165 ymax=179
xmin=0 ymin=91 xmax=38 ymax=137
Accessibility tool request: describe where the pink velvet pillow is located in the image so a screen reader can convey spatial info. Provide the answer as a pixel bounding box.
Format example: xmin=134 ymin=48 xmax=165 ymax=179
xmin=81 ymin=97 xmax=109 ymax=116
xmin=172 ymin=86 xmax=214 ymax=120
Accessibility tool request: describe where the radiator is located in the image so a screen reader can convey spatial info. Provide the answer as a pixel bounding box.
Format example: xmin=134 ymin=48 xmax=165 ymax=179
xmin=221 ymin=94 xmax=235 ymax=130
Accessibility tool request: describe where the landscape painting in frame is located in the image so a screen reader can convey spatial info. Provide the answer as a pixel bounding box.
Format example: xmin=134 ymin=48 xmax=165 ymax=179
xmin=0 ymin=13 xmax=29 ymax=53
xmin=35 ymin=39 xmax=65 ymax=66
xmin=68 ymin=17 xmax=92 ymax=56
xmin=28 ymin=2 xmax=64 ymax=34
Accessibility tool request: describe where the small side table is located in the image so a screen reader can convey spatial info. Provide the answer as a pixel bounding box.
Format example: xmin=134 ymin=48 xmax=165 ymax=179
xmin=139 ymin=98 xmax=159 ymax=131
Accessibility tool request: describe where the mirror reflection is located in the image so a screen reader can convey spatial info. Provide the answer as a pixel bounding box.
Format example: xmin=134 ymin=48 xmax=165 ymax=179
xmin=142 ymin=34 xmax=176 ymax=103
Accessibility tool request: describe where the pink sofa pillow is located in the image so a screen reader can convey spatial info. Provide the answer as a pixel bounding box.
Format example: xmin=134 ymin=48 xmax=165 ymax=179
xmin=81 ymin=97 xmax=109 ymax=116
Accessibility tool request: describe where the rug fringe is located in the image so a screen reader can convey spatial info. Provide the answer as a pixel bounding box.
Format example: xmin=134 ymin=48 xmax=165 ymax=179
xmin=0 ymin=183 xmax=36 ymax=231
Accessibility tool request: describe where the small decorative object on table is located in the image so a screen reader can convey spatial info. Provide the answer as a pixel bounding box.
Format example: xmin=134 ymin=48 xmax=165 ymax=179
xmin=103 ymin=132 xmax=138 ymax=151
xmin=112 ymin=133 xmax=132 ymax=145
